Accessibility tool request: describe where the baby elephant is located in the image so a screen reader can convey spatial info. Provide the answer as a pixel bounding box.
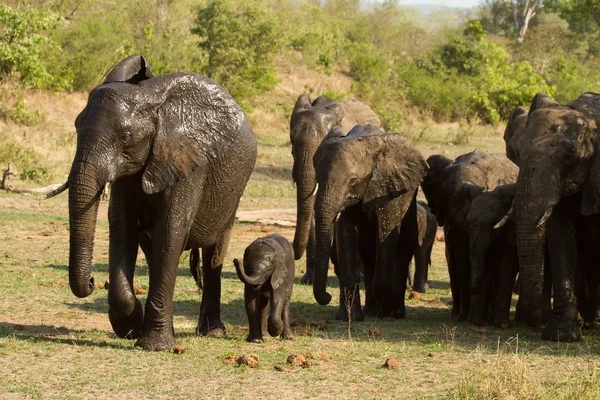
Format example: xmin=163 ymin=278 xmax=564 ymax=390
xmin=234 ymin=233 xmax=295 ymax=343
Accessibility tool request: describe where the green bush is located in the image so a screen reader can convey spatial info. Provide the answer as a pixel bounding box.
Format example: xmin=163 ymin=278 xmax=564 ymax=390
xmin=191 ymin=0 xmax=282 ymax=107
xmin=0 ymin=134 xmax=48 ymax=184
xmin=0 ymin=5 xmax=72 ymax=90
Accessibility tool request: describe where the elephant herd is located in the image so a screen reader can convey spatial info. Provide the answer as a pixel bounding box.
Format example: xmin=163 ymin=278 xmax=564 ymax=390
xmin=41 ymin=55 xmax=600 ymax=350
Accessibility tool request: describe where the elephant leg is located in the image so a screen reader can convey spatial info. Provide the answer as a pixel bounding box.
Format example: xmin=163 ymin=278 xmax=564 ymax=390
xmin=260 ymin=292 xmax=269 ymax=337
xmin=300 ymin=218 xmax=316 ymax=284
xmin=281 ymin=298 xmax=293 ymax=340
xmin=361 ymin=245 xmax=377 ymax=316
xmin=107 ymin=178 xmax=144 ymax=339
xmin=189 ymin=248 xmax=202 ymax=289
xmin=407 ymin=260 xmax=414 ymax=288
xmin=542 ymin=212 xmax=580 ymax=342
xmin=492 ymin=246 xmax=518 ymax=328
xmin=335 ymin=215 xmax=364 ymax=322
xmin=244 ymin=286 xmax=264 ymax=343
xmin=413 ymin=246 xmax=428 ymax=293
xmin=444 ymin=225 xmax=461 ymax=319
xmin=267 ymin=289 xmax=286 ymax=337
xmin=580 ymin=218 xmax=600 ymax=329
xmin=454 ymin=227 xmax=471 ymax=321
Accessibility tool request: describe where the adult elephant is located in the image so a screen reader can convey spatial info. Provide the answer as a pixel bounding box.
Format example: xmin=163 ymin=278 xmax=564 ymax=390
xmin=312 ymin=125 xmax=428 ymax=320
xmin=503 ymin=92 xmax=600 ymax=341
xmin=46 ymin=55 xmax=256 ymax=350
xmin=290 ymin=94 xmax=382 ymax=284
xmin=421 ymin=150 xmax=518 ymax=320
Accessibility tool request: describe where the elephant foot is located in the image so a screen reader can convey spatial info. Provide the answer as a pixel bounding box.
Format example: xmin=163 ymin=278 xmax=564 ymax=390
xmin=282 ymin=328 xmax=293 ymax=340
xmin=456 ymin=311 xmax=469 ymax=322
xmin=391 ymin=307 xmax=405 ymax=319
xmin=412 ymin=282 xmax=428 ymax=293
xmin=471 ymin=315 xmax=485 ymax=327
xmin=299 ymin=270 xmax=313 ymax=285
xmin=108 ymin=300 xmax=144 ymax=339
xmin=541 ymin=319 xmax=581 ymax=342
xmin=362 ymin=305 xmax=376 ymax=317
xmin=196 ymin=319 xmax=226 ymax=337
xmin=582 ymin=320 xmax=595 ymax=330
xmin=246 ymin=335 xmax=264 ymax=343
xmin=492 ymin=318 xmax=510 ymax=329
xmin=335 ymin=306 xmax=365 ymax=322
xmin=135 ymin=328 xmax=176 ymax=351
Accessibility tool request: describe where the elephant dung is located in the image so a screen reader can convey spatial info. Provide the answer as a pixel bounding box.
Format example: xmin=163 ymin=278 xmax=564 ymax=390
xmin=382 ymin=357 xmax=398 ymax=369
xmin=408 ymin=291 xmax=422 ymax=301
xmin=367 ymin=326 xmax=382 ymax=337
xmin=237 ymin=354 xmax=260 ymax=368
xmin=172 ymin=344 xmax=185 ymax=354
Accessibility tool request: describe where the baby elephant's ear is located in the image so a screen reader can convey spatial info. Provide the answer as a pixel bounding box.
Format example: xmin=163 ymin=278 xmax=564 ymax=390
xmin=104 ymin=54 xmax=155 ymax=84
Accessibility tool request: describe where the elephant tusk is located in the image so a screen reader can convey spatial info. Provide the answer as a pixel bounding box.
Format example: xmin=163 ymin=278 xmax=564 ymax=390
xmin=536 ymin=208 xmax=553 ymax=229
xmin=35 ymin=181 xmax=69 ymax=200
xmin=334 ymin=212 xmax=341 ymax=223
xmin=310 ymin=182 xmax=319 ymax=197
xmin=494 ymin=205 xmax=514 ymax=229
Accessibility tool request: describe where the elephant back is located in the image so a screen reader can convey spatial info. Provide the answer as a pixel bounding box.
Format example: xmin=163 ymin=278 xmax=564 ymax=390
xmin=338 ymin=99 xmax=383 ymax=134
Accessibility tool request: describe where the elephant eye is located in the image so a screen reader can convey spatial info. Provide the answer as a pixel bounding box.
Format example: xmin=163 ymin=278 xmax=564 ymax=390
xmin=121 ymin=130 xmax=132 ymax=143
xmin=349 ymin=177 xmax=360 ymax=186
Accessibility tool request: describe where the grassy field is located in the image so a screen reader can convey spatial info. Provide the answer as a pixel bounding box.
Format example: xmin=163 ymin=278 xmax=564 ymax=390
xmin=1 ymin=86 xmax=599 ymax=399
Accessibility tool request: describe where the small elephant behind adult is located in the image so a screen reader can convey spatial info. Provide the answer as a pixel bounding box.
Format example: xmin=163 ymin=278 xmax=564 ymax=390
xmin=421 ymin=150 xmax=519 ymax=320
xmin=234 ymin=233 xmax=295 ymax=343
xmin=408 ymin=201 xmax=437 ymax=293
xmin=467 ymin=184 xmax=521 ymax=327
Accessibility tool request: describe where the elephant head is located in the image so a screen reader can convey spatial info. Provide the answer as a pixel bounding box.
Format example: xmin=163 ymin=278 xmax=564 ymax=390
xmin=312 ymin=125 xmax=428 ymax=305
xmin=421 ymin=154 xmax=453 ymax=227
xmin=233 ymin=237 xmax=283 ymax=287
xmin=290 ymin=94 xmax=343 ymax=260
xmin=68 ymin=54 xmax=244 ymax=298
xmin=510 ymin=92 xmax=600 ymax=327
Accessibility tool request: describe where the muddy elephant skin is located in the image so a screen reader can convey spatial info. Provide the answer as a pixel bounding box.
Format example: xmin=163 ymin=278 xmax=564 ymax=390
xmin=234 ymin=234 xmax=295 ymax=343
xmin=290 ymin=94 xmax=382 ymax=284
xmin=312 ymin=125 xmax=428 ymax=320
xmin=506 ymin=92 xmax=600 ymax=341
xmin=421 ymin=150 xmax=518 ymax=320
xmin=66 ymin=54 xmax=256 ymax=350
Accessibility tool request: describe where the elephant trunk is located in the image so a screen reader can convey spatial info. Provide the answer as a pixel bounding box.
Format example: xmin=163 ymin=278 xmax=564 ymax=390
xmin=514 ymin=166 xmax=557 ymax=327
xmin=68 ymin=159 xmax=106 ymax=298
xmin=234 ymin=259 xmax=273 ymax=287
xmin=293 ymin=176 xmax=317 ymax=260
xmin=313 ymin=185 xmax=341 ymax=305
xmin=292 ymin=146 xmax=319 ymax=260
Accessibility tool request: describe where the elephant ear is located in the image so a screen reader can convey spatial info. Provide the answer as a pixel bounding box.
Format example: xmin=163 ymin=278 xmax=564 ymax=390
xmin=290 ymin=94 xmax=312 ymax=130
xmin=529 ymin=93 xmax=558 ymax=113
xmin=363 ymin=133 xmax=429 ymax=211
xmin=416 ymin=203 xmax=427 ymax=246
xmin=450 ymin=183 xmax=484 ymax=230
xmin=104 ymin=54 xmax=155 ymax=84
xmin=581 ymin=152 xmax=600 ymax=216
xmin=142 ymin=74 xmax=245 ymax=194
xmin=504 ymin=106 xmax=528 ymax=165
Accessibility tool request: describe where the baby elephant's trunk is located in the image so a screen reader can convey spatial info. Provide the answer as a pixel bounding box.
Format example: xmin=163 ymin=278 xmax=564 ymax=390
xmin=234 ymin=258 xmax=272 ymax=286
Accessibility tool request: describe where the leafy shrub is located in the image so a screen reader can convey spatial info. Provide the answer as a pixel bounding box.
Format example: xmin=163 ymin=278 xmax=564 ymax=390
xmin=401 ymin=28 xmax=553 ymax=123
xmin=192 ymin=0 xmax=282 ymax=107
xmin=0 ymin=134 xmax=48 ymax=184
xmin=0 ymin=5 xmax=72 ymax=90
